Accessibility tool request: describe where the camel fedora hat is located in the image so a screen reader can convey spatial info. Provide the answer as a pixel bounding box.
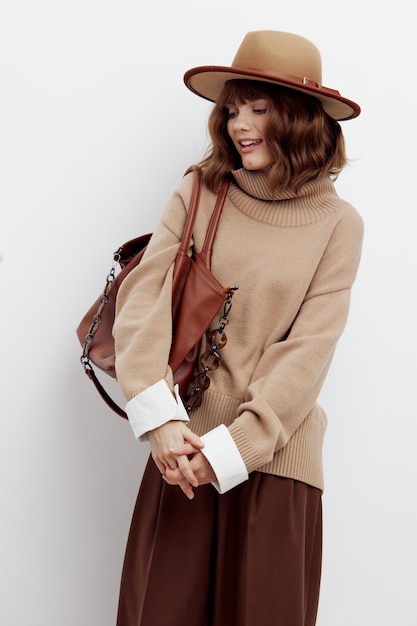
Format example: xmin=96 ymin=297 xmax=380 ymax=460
xmin=184 ymin=30 xmax=360 ymax=121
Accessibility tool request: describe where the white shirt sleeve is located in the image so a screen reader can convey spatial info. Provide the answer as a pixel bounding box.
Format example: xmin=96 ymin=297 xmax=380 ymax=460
xmin=125 ymin=379 xmax=190 ymax=441
xmin=200 ymin=425 xmax=248 ymax=494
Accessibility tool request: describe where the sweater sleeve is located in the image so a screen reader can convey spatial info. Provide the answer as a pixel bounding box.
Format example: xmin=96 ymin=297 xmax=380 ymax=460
xmin=227 ymin=207 xmax=364 ymax=475
xmin=113 ymin=173 xmax=195 ymax=434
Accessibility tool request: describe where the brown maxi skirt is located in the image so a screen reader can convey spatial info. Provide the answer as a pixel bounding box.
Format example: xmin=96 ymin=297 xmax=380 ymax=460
xmin=117 ymin=456 xmax=322 ymax=626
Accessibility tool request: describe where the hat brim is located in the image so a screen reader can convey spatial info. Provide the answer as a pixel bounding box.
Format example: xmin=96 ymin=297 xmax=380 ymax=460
xmin=184 ymin=66 xmax=360 ymax=121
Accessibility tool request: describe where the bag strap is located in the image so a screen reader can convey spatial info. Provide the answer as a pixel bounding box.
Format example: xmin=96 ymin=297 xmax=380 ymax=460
xmin=178 ymin=165 xmax=203 ymax=256
xmin=85 ymin=369 xmax=128 ymax=418
xmin=181 ymin=167 xmax=229 ymax=267
xmin=199 ymin=176 xmax=229 ymax=267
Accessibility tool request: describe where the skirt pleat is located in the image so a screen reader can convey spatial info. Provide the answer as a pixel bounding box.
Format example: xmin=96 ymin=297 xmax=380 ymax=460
xmin=117 ymin=456 xmax=322 ymax=626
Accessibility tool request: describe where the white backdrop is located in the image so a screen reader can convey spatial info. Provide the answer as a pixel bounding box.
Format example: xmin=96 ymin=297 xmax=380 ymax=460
xmin=1 ymin=1 xmax=416 ymax=624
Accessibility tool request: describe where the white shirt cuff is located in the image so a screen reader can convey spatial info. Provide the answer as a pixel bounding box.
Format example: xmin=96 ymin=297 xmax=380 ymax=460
xmin=200 ymin=425 xmax=248 ymax=494
xmin=125 ymin=379 xmax=189 ymax=441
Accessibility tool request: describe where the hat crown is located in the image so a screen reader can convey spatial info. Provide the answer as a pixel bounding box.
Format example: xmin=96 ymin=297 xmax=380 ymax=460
xmin=232 ymin=31 xmax=322 ymax=85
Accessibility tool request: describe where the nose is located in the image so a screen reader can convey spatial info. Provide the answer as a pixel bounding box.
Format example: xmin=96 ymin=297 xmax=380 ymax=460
xmin=230 ymin=110 xmax=251 ymax=131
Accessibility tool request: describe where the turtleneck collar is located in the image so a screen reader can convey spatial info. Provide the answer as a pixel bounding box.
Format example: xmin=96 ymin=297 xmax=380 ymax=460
xmin=231 ymin=167 xmax=334 ymax=201
xmin=228 ymin=168 xmax=344 ymax=227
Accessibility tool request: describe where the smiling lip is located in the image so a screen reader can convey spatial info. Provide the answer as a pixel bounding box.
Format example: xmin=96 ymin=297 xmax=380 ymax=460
xmin=238 ymin=138 xmax=262 ymax=153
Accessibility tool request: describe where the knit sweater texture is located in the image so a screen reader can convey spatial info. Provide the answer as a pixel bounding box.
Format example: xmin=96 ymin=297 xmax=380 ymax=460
xmin=114 ymin=168 xmax=363 ymax=491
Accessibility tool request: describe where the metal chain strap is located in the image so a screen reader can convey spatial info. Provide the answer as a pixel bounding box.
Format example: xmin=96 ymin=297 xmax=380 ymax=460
xmin=184 ymin=285 xmax=238 ymax=412
xmin=80 ymin=247 xmax=123 ymax=373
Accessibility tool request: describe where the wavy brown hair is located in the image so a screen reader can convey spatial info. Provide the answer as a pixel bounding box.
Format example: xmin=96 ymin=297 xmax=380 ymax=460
xmin=198 ymin=80 xmax=347 ymax=193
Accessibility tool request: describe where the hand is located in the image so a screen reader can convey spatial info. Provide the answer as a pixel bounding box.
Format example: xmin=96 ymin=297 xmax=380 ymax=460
xmin=163 ymin=450 xmax=216 ymax=490
xmin=148 ymin=421 xmax=204 ymax=498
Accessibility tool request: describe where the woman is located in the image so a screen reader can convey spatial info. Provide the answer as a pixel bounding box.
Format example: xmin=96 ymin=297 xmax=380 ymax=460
xmin=114 ymin=30 xmax=363 ymax=626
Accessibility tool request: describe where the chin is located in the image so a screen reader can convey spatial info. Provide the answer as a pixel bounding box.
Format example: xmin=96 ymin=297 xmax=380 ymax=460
xmin=242 ymin=158 xmax=273 ymax=171
xmin=242 ymin=162 xmax=260 ymax=171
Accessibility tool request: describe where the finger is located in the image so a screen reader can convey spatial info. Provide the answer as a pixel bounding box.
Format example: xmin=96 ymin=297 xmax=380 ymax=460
xmin=189 ymin=453 xmax=216 ymax=485
xmin=163 ymin=467 xmax=184 ymax=483
xmin=169 ymin=442 xmax=200 ymax=456
xmin=154 ymin=450 xmax=178 ymax=472
xmin=178 ymin=478 xmax=195 ymax=500
xmin=152 ymin=456 xmax=167 ymax=475
xmin=162 ymin=474 xmax=194 ymax=500
xmin=165 ymin=464 xmax=198 ymax=489
xmin=176 ymin=455 xmax=199 ymax=487
xmin=170 ymin=427 xmax=205 ymax=456
xmin=163 ymin=456 xmax=179 ymax=471
xmin=152 ymin=451 xmax=179 ymax=474
xmin=182 ymin=429 xmax=205 ymax=449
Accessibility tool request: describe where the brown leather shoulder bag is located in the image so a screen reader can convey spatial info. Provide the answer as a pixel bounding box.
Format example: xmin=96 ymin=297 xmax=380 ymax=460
xmin=76 ymin=167 xmax=235 ymax=418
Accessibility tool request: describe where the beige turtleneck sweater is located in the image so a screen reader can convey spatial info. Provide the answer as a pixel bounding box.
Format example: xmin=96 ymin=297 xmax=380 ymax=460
xmin=114 ymin=168 xmax=363 ymax=491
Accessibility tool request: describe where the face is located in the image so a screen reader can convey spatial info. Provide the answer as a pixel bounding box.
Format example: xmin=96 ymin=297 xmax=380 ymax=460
xmin=226 ymin=98 xmax=275 ymax=170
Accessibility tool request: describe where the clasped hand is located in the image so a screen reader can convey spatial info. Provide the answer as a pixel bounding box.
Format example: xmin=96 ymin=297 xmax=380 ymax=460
xmin=148 ymin=421 xmax=216 ymax=499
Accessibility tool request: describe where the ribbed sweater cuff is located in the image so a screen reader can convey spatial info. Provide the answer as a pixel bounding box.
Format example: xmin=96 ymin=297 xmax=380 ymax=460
xmin=228 ymin=421 xmax=262 ymax=474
